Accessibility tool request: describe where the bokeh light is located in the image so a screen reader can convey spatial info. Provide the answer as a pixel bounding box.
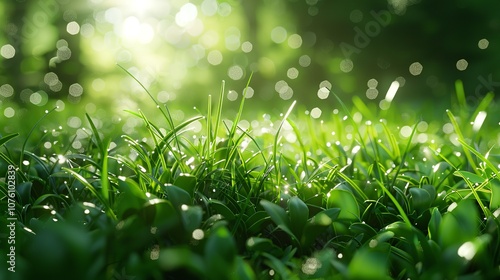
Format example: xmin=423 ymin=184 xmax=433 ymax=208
xmin=0 ymin=44 xmax=16 ymax=59
xmin=478 ymin=38 xmax=489 ymax=49
xmin=456 ymin=59 xmax=468 ymax=71
xmin=409 ymin=62 xmax=423 ymax=76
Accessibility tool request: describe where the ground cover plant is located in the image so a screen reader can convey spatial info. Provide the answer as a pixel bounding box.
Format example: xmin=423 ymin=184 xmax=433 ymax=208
xmin=1 ymin=77 xmax=500 ymax=280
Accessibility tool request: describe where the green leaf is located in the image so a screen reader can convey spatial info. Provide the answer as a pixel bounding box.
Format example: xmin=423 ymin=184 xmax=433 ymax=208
xmin=320 ymin=208 xmax=341 ymax=221
xmin=301 ymin=209 xmax=339 ymax=248
xmin=262 ymin=252 xmax=298 ymax=280
xmin=17 ymin=182 xmax=32 ymax=204
xmin=163 ymin=184 xmax=192 ymax=209
xmin=439 ymin=200 xmax=479 ymax=248
xmin=347 ymin=244 xmax=391 ymax=280
xmin=140 ymin=198 xmax=177 ymax=226
xmin=209 ymin=199 xmax=236 ymax=220
xmin=327 ymin=189 xmax=360 ymax=221
xmin=372 ymin=230 xmax=395 ymax=244
xmin=0 ymin=133 xmax=18 ymax=147
xmin=428 ymin=207 xmax=441 ymax=241
xmin=115 ymin=191 xmax=144 ymax=219
xmin=63 ymin=167 xmax=116 ymax=220
xmin=232 ymin=257 xmax=257 ymax=280
xmin=287 ymin=196 xmax=309 ymax=238
xmin=117 ymin=177 xmax=147 ymax=199
xmin=422 ymin=184 xmax=437 ymax=201
xmin=454 ymin=171 xmax=485 ymax=184
xmin=409 ymin=187 xmax=433 ymax=212
xmin=174 ymin=173 xmax=197 ymax=198
xmin=181 ymin=205 xmax=203 ymax=233
xmin=349 ymin=222 xmax=378 ymax=243
xmin=205 ymin=226 xmax=237 ymax=279
xmin=246 ymin=237 xmax=280 ymax=253
xmin=159 ymin=247 xmax=205 ymax=275
xmin=260 ymin=200 xmax=295 ymax=239
xmin=491 ymin=182 xmax=500 ymax=209
xmin=246 ymin=211 xmax=271 ymax=234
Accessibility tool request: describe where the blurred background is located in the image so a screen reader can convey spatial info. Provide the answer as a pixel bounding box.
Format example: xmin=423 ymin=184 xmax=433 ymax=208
xmin=1 ymin=0 xmax=499 ymax=135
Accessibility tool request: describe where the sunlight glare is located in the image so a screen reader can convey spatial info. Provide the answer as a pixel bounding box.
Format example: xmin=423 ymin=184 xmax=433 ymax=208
xmin=176 ymin=3 xmax=198 ymax=27
xmin=458 ymin=241 xmax=476 ymax=261
xmin=472 ymin=111 xmax=487 ymax=132
xmin=121 ymin=16 xmax=155 ymax=44
xmin=385 ymin=81 xmax=399 ymax=102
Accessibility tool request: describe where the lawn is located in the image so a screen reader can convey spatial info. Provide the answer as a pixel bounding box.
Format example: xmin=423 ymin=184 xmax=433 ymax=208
xmin=1 ymin=78 xmax=500 ymax=280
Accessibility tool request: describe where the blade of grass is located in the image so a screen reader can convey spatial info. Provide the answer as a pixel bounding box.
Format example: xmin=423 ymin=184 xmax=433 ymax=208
xmin=446 ymin=110 xmax=478 ymax=172
xmin=117 ymin=64 xmax=183 ymax=153
xmin=331 ymin=91 xmax=369 ymax=159
xmin=224 ymin=73 xmax=254 ymax=166
xmin=384 ymin=124 xmax=418 ymax=227
xmin=455 ymin=80 xmax=466 ymax=109
xmin=20 ymin=107 xmax=57 ymax=168
xmin=454 ymin=171 xmax=491 ymax=217
xmin=63 ymin=167 xmax=116 ymax=220
xmin=212 ymin=81 xmax=225 ymax=156
xmin=85 ymin=114 xmax=112 ymax=203
xmin=273 ymin=100 xmax=297 ymax=188
xmin=0 ymin=133 xmax=18 ymax=147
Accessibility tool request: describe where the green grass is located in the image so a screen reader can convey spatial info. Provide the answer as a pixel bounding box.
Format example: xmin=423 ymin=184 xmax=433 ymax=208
xmin=1 ymin=79 xmax=500 ymax=280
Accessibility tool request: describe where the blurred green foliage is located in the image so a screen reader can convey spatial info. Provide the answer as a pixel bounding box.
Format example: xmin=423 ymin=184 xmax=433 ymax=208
xmin=1 ymin=0 xmax=500 ymax=132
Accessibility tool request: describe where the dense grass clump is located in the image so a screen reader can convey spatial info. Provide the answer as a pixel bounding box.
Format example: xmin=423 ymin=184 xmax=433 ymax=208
xmin=1 ymin=79 xmax=500 ymax=280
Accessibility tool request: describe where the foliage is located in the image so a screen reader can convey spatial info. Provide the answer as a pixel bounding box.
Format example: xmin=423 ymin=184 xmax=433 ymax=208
xmin=2 ymin=78 xmax=500 ymax=279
